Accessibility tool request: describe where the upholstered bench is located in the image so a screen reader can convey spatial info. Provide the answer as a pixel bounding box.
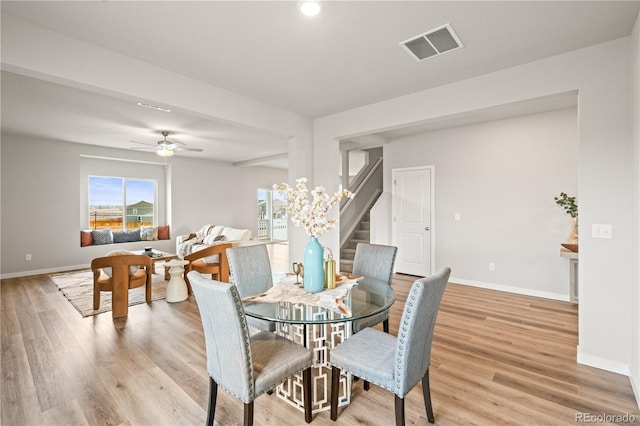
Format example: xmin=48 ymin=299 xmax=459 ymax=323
xmin=80 ymin=225 xmax=170 ymax=247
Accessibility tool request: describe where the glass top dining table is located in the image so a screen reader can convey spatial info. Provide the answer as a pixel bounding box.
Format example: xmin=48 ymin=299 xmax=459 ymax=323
xmin=242 ymin=274 xmax=396 ymax=325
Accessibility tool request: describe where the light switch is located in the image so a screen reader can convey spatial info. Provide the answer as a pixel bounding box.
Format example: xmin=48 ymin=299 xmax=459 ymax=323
xmin=592 ymin=224 xmax=613 ymax=239
xmin=454 ymin=213 xmax=461 ymax=221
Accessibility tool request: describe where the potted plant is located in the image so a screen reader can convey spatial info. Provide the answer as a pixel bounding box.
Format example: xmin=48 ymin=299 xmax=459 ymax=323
xmin=554 ymin=192 xmax=578 ymax=250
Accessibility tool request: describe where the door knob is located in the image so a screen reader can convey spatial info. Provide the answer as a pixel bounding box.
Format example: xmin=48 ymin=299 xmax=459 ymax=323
xmin=425 ymin=226 xmax=430 ymax=231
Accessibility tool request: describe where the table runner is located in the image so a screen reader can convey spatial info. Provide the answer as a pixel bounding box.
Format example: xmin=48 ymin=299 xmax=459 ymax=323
xmin=241 ymin=273 xmax=362 ymax=316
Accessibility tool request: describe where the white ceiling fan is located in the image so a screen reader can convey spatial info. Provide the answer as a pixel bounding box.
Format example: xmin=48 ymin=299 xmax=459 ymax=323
xmin=130 ymin=131 xmax=203 ymax=157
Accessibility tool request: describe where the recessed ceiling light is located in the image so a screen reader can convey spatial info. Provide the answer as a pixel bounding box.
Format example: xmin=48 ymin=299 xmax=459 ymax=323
xmin=137 ymin=102 xmax=171 ymax=113
xmin=299 ymin=1 xmax=321 ymax=17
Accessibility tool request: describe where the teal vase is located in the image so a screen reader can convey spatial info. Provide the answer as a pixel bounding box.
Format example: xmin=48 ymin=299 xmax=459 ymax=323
xmin=304 ymin=236 xmax=324 ymax=293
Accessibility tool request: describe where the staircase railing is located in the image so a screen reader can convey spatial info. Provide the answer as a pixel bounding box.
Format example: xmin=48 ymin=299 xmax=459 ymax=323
xmin=340 ymin=156 xmax=383 ymax=247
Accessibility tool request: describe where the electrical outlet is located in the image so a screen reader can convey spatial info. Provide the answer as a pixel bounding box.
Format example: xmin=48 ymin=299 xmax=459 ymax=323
xmin=489 ymin=262 xmax=495 ymax=271
xmin=25 ymin=254 xmax=32 ymax=261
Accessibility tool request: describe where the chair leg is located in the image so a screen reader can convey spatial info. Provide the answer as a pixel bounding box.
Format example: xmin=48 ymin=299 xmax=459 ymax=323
xmin=383 ymin=318 xmax=390 ymax=334
xmin=93 ymin=284 xmax=100 ymax=310
xmin=207 ymin=377 xmax=217 ymax=426
xmin=422 ymin=369 xmax=435 ymax=423
xmin=244 ymin=401 xmax=254 ymax=426
xmin=330 ymin=366 xmax=340 ymax=421
xmin=145 ymin=269 xmax=152 ymax=303
xmin=364 ymin=380 xmax=370 ymax=391
xmin=394 ymin=395 xmax=405 ymax=426
xmin=183 ymin=266 xmax=193 ymax=294
xmin=112 ymin=276 xmax=129 ymax=318
xmin=303 ymin=367 xmax=312 ymax=423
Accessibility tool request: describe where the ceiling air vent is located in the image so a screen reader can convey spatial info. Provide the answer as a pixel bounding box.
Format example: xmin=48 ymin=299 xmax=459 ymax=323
xmin=401 ymin=23 xmax=463 ymax=62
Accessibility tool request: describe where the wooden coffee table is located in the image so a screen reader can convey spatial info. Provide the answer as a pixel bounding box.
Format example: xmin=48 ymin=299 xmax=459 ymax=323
xmin=133 ymin=250 xmax=178 ymax=280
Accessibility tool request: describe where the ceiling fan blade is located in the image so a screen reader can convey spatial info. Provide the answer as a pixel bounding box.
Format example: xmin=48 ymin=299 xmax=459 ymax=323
xmin=164 ymin=144 xmax=184 ymax=150
xmin=130 ymin=140 xmax=156 ymax=147
xmin=129 ymin=147 xmax=156 ymax=151
xmin=171 ymin=146 xmax=203 ymax=152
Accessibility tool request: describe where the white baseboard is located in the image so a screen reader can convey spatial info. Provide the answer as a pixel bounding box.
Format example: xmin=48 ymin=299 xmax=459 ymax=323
xmin=577 ymin=345 xmax=631 ymax=376
xmin=450 ymin=276 xmax=568 ymax=302
xmin=1 ymin=264 xmax=89 ymax=280
xmin=630 ymin=365 xmax=640 ymax=409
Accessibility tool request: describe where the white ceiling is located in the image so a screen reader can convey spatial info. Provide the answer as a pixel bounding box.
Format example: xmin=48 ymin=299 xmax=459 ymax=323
xmin=1 ymin=1 xmax=639 ymax=167
xmin=1 ymin=71 xmax=290 ymax=165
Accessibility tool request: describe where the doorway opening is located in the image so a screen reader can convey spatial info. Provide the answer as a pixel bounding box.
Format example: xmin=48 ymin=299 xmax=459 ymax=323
xmin=257 ymin=188 xmax=288 ymax=241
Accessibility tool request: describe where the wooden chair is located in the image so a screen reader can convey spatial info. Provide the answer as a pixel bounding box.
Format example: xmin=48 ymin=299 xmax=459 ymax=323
xmin=91 ymin=254 xmax=153 ymax=318
xmin=189 ymin=272 xmax=313 ymax=425
xmin=184 ymin=243 xmax=232 ymax=292
xmin=329 ymin=267 xmax=451 ymax=426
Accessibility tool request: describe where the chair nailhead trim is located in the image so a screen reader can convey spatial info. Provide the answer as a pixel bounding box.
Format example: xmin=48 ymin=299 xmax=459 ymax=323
xmin=229 ymin=284 xmax=256 ymax=399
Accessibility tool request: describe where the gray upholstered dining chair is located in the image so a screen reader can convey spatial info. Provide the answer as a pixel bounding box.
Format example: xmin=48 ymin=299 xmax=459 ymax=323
xmin=189 ymin=271 xmax=313 ymax=426
xmin=329 ymin=267 xmax=451 ymax=426
xmin=226 ymin=245 xmax=276 ymax=332
xmin=351 ymin=243 xmax=398 ymax=334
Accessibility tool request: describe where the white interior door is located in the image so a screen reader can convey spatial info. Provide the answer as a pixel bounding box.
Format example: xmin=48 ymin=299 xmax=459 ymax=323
xmin=392 ymin=167 xmax=433 ymax=276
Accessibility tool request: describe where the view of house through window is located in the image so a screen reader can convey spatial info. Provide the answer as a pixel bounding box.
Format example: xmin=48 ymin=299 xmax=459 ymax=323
xmin=89 ymin=176 xmax=156 ymax=231
xmin=257 ymin=188 xmax=287 ymax=241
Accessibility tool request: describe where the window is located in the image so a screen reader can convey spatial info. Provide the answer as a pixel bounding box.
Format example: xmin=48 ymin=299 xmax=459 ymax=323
xmin=80 ymin=155 xmax=167 ymax=233
xmin=89 ymin=176 xmax=156 ymax=231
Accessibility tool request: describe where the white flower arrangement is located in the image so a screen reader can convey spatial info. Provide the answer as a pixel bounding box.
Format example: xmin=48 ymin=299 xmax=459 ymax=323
xmin=273 ymin=178 xmax=353 ymax=237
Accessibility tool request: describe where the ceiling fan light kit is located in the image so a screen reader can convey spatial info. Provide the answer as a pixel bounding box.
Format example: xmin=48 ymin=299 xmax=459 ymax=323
xmin=129 ymin=130 xmax=203 ymax=156
xmin=157 ymin=148 xmax=174 ymax=157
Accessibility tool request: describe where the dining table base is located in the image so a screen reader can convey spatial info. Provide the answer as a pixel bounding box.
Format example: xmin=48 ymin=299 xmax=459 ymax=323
xmin=274 ymin=315 xmax=352 ymax=413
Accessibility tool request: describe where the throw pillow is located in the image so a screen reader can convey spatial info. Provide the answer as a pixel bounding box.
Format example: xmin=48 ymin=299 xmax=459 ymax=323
xmin=157 ymin=225 xmax=170 ymax=240
xmin=126 ymin=230 xmax=142 ymax=242
xmin=213 ymin=235 xmax=225 ymax=242
xmin=80 ymin=230 xmax=93 ymax=247
xmin=221 ymin=227 xmax=252 ymax=241
xmin=102 ymin=250 xmax=139 ymax=277
xmin=140 ymin=225 xmax=158 ymax=241
xmin=112 ymin=230 xmax=141 ymax=243
xmin=209 ymin=225 xmax=225 ymax=237
xmin=92 ymin=228 xmax=113 ymax=245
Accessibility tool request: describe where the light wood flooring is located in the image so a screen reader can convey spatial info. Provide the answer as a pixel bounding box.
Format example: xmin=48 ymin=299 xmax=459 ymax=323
xmin=2 ymin=254 xmax=639 ymax=425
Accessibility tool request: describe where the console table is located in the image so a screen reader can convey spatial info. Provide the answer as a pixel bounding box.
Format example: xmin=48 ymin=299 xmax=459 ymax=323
xmin=560 ymin=248 xmax=578 ymax=303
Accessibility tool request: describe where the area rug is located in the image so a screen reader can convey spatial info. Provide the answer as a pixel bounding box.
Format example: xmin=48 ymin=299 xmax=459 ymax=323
xmin=49 ymin=269 xmax=168 ymax=317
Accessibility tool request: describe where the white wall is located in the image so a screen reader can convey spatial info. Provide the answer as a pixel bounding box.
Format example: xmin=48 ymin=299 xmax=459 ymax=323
xmin=0 ymin=135 xmax=287 ymax=277
xmin=315 ymin=37 xmax=635 ymax=378
xmin=385 ymin=108 xmax=578 ymax=299
xmin=631 ymin=10 xmax=640 ymax=407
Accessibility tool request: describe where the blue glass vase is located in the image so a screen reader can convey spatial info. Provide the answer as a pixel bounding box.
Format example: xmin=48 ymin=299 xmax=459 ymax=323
xmin=304 ymin=236 xmax=324 ymax=293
